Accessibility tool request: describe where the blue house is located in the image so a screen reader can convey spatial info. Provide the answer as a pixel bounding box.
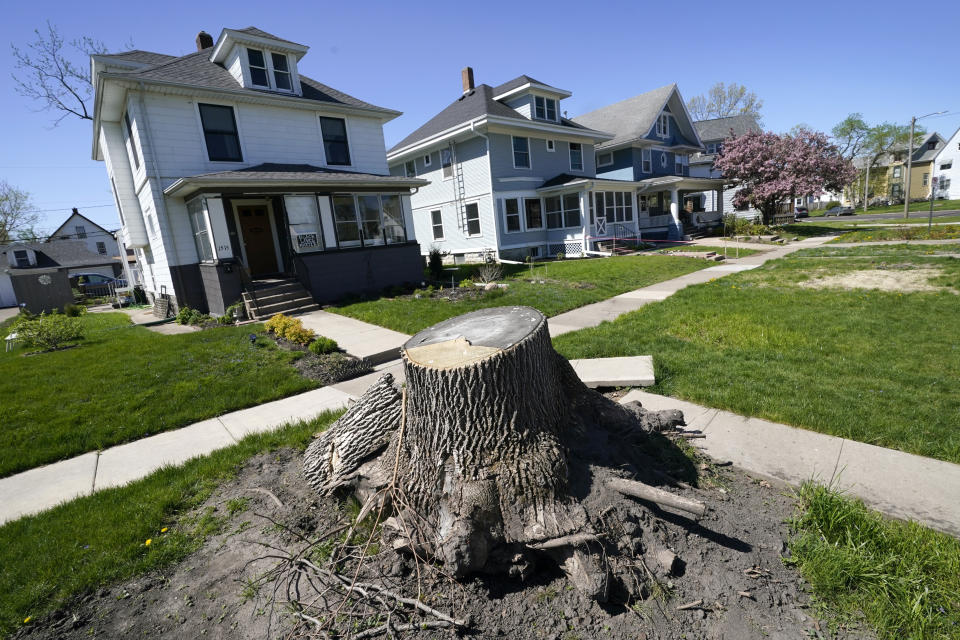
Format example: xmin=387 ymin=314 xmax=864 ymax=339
xmin=689 ymin=114 xmax=762 ymax=219
xmin=573 ymin=84 xmax=728 ymax=239
xmin=387 ymin=69 xmax=646 ymax=261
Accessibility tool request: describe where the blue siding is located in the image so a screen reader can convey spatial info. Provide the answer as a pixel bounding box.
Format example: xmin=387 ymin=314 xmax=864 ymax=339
xmin=488 ymin=133 xmax=595 ymax=184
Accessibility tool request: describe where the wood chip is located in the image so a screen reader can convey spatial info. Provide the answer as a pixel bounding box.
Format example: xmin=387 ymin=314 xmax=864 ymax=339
xmin=676 ymin=599 xmax=703 ymax=611
xmin=737 ymin=591 xmax=754 ymax=599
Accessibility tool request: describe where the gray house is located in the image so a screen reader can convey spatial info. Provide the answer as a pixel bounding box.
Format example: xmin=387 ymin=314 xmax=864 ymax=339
xmin=688 ymin=114 xmax=762 ymax=219
xmin=387 ymin=69 xmax=621 ymax=261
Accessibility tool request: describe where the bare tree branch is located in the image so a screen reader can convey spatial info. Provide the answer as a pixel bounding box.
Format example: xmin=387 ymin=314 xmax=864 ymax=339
xmin=10 ymin=21 xmax=109 ymax=125
xmin=687 ymin=82 xmax=763 ymax=123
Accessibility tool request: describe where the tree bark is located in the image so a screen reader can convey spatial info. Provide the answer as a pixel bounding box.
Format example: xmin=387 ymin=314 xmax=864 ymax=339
xmin=303 ymin=306 xmax=694 ymax=602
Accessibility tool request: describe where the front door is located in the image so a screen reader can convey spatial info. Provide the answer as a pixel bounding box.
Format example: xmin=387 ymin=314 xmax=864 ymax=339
xmin=236 ymin=205 xmax=279 ymax=276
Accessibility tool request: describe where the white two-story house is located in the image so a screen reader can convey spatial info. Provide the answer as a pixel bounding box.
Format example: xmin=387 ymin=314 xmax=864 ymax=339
xmin=92 ymin=27 xmax=426 ymax=317
xmin=387 ymin=69 xmax=618 ymax=261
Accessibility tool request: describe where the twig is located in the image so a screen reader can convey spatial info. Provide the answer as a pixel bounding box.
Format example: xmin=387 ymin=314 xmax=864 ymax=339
xmin=528 ymin=533 xmax=600 ymax=550
xmin=608 ymin=477 xmax=707 ymax=518
xmin=352 ymin=620 xmax=455 ymax=639
xmin=251 ymin=487 xmax=284 ymax=508
xmin=737 ymin=590 xmax=754 ymax=599
xmin=676 ymin=599 xmax=703 ymax=611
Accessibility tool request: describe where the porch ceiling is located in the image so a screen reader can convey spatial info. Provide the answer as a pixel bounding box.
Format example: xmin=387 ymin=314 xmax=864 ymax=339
xmin=635 ymin=176 xmax=726 ymax=191
xmin=164 ymin=163 xmax=427 ymax=199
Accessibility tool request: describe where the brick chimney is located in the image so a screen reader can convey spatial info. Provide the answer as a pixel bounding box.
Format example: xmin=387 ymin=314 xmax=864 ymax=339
xmin=461 ymin=67 xmax=474 ymax=94
xmin=196 ymin=31 xmax=214 ymax=51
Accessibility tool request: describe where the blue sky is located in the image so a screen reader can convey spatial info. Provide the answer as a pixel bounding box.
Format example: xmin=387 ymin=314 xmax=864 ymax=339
xmin=3 ymin=0 xmax=959 ymax=234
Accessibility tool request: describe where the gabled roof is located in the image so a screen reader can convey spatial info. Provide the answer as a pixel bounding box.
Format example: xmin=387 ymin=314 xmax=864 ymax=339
xmin=693 ymin=114 xmax=761 ymax=141
xmin=103 ymin=49 xmax=394 ymax=114
xmin=46 ymin=211 xmax=114 ymax=242
xmin=492 ymin=75 xmax=571 ymax=99
xmin=232 ymin=26 xmax=305 ymax=48
xmin=911 ymin=132 xmax=945 ymax=163
xmin=389 ymin=85 xmax=528 ymax=153
xmin=573 ymin=84 xmax=700 ymax=150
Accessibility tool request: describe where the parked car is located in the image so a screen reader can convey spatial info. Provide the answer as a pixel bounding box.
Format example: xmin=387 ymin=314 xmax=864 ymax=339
xmin=70 ymin=273 xmax=127 ymax=296
xmin=794 ymin=207 xmax=809 ymax=219
xmin=823 ymin=206 xmax=855 ymax=217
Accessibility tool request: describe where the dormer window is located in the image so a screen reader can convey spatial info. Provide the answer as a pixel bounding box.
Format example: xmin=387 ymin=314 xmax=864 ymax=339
xmin=14 ymin=250 xmax=30 ymax=268
xmin=271 ymin=53 xmax=291 ymax=91
xmin=534 ymin=96 xmax=557 ymax=122
xmin=247 ymin=48 xmax=269 ymax=87
xmin=656 ymin=113 xmax=670 ymax=138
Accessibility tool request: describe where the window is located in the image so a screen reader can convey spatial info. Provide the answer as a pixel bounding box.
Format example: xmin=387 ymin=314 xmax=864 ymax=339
xmin=675 ymin=153 xmax=687 ymax=176
xmin=247 ymin=48 xmax=268 ymax=86
xmin=641 ymin=148 xmax=652 ymax=173
xmin=546 ymin=139 xmax=556 ymax=152
xmin=638 ymin=194 xmax=648 ymax=213
xmin=923 ymin=173 xmax=929 ymax=187
xmin=199 ymin=103 xmax=243 ymax=161
xmin=545 ymin=196 xmax=563 ymax=229
xmin=381 ymin=195 xmax=407 ymax=245
xmin=597 ymin=191 xmax=633 ymax=223
xmin=524 ymin=198 xmax=543 ymax=229
xmin=465 ymin=203 xmax=481 ymax=236
xmin=332 ymin=195 xmax=361 ymax=247
xmin=891 ymin=184 xmax=903 ymax=197
xmin=706 ymin=143 xmax=717 ymax=154
xmin=423 ymin=153 xmax=432 ymax=167
xmin=124 ymin=112 xmax=140 ymax=170
xmin=187 ymin=199 xmax=213 ymax=261
xmin=441 ymin=147 xmax=453 ymax=179
xmin=563 ymin=193 xmax=581 ymax=227
xmin=927 ymin=140 xmax=936 ymax=150
xmin=431 ymin=210 xmax=444 ymax=240
xmin=534 ymin=96 xmax=557 ymax=121
xmin=504 ymin=198 xmax=521 ymax=232
xmin=75 ymin=225 xmax=87 ymax=239
xmin=285 ymin=195 xmax=324 ymax=252
xmin=656 ymin=113 xmax=670 ymax=137
xmin=14 ymin=250 xmax=30 ymax=268
xmin=358 ymin=195 xmax=384 ymax=246
xmin=319 ymin=117 xmax=351 ymax=166
xmin=942 ymin=161 xmax=953 ymax=170
xmin=660 ymin=152 xmax=667 ymax=168
xmin=512 ymin=136 xmax=530 ymax=168
xmin=597 ymin=151 xmax=614 ymax=167
xmin=892 ymin=166 xmax=902 ymax=178
xmin=96 ymin=241 xmax=107 ymax=255
xmin=404 ymin=160 xmax=416 ymax=177
xmin=569 ymin=143 xmax=583 ymax=171
xmin=271 ymin=53 xmax=291 ymax=91
xmin=940 ymin=178 xmax=951 ymax=191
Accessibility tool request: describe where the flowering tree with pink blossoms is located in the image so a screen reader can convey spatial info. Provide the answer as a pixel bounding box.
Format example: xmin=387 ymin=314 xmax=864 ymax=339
xmin=714 ymin=128 xmax=857 ymax=225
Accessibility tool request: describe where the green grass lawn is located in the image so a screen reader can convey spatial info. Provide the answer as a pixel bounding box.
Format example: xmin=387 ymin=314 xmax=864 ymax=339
xmin=840 ymin=214 xmax=960 ymax=225
xmin=789 ymin=483 xmax=960 ymax=639
xmin=0 ymin=410 xmax=341 ymax=637
xmin=553 ymin=245 xmax=960 ymax=463
xmin=0 ymin=312 xmax=316 ymax=478
xmin=332 ymin=255 xmax=712 ymax=335
xmin=830 ymin=225 xmax=960 ymax=243
xmin=656 ymin=245 xmax=762 ymax=258
xmin=809 ymin=198 xmax=960 ymax=217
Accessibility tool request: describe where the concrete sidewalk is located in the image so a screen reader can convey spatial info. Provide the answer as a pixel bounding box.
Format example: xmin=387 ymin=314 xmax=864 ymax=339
xmin=548 ymin=237 xmax=829 ymax=337
xmin=298 ymin=309 xmax=410 ymax=365
xmin=620 ymin=389 xmax=960 ymax=537
xmin=0 ymin=386 xmax=354 ymax=525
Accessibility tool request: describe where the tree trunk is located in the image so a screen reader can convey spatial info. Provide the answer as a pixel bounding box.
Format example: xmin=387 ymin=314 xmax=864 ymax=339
xmin=303 ymin=306 xmax=700 ymax=602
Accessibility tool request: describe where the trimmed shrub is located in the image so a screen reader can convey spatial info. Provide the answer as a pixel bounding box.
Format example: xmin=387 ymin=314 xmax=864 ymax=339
xmin=428 ymin=247 xmax=446 ymax=280
xmin=63 ymin=304 xmax=85 ymax=317
xmin=283 ymin=324 xmax=315 ymax=346
xmin=309 ymin=336 xmax=339 ymax=355
xmin=175 ymin=307 xmax=210 ymax=326
xmin=264 ymin=313 xmax=296 ymax=336
xmin=14 ymin=312 xmax=84 ymax=351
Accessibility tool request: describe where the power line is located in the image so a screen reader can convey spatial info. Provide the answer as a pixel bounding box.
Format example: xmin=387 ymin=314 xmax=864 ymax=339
xmin=22 ymin=204 xmax=115 ymax=214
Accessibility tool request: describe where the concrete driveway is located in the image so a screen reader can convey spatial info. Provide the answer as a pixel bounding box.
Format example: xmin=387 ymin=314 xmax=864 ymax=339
xmin=0 ymin=307 xmax=20 ymax=323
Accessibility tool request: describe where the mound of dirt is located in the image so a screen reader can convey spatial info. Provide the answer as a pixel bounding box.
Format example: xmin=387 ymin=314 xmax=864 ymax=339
xmin=13 ymin=442 xmax=875 ymax=640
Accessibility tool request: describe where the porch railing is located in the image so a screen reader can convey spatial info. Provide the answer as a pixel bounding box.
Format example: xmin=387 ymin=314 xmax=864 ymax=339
xmin=637 ymin=214 xmax=674 ymax=229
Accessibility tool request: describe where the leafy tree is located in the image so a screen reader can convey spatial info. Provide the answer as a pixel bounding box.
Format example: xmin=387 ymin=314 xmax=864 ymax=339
xmin=831 ymin=113 xmax=871 ymax=159
xmin=0 ymin=181 xmax=38 ymax=244
xmin=687 ymin=82 xmax=763 ymax=122
xmin=11 ymin=22 xmax=109 ymax=125
xmin=714 ymin=128 xmax=857 ymax=225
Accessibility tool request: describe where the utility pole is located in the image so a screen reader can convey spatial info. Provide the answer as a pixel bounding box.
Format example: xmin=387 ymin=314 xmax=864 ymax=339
xmin=903 ymin=116 xmax=916 ymax=219
xmin=863 ymin=161 xmax=871 ymax=212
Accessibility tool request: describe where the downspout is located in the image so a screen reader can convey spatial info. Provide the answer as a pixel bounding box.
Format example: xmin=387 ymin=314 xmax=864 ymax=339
xmin=138 ymin=81 xmax=188 ymax=311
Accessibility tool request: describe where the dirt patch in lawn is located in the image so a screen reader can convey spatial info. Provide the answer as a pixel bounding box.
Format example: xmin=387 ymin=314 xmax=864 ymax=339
xmin=14 ymin=435 xmax=874 ymax=639
xmin=799 ymin=266 xmax=947 ymax=293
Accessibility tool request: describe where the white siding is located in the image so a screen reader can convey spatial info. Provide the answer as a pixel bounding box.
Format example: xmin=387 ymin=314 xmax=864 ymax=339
xmin=136 ymin=92 xmax=389 ymax=188
xmin=226 ymin=45 xmax=244 ymax=86
xmin=933 ymin=127 xmax=960 ymax=200
xmin=100 ymin=123 xmax=148 ymax=247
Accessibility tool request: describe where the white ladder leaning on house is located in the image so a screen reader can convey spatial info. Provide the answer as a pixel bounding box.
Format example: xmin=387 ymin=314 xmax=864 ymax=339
xmin=451 ymin=142 xmax=469 ymax=233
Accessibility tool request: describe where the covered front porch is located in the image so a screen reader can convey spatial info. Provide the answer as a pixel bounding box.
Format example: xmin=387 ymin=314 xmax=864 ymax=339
xmin=163 ymin=164 xmax=427 ymax=315
xmin=635 ymin=176 xmax=728 ymax=239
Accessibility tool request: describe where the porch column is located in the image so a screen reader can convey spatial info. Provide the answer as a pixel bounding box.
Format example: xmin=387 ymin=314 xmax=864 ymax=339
xmin=717 ymin=188 xmax=724 ymax=214
xmin=579 ymin=190 xmax=589 ymax=255
xmin=669 ymin=187 xmax=682 ymax=239
xmin=205 ymin=197 xmax=234 ymax=261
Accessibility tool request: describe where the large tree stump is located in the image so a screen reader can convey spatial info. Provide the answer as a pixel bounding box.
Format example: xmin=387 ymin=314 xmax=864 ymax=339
xmin=303 ymin=306 xmax=699 ymax=601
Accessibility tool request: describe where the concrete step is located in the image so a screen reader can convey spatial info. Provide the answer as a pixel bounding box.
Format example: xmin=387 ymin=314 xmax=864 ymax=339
xmin=245 ymin=289 xmax=308 ymax=306
xmin=253 ymin=297 xmax=317 ymax=319
xmin=242 ymin=282 xmax=304 ymax=299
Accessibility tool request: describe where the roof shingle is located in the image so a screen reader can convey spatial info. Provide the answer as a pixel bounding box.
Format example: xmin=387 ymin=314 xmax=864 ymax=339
xmin=572 ymin=84 xmax=677 ymax=149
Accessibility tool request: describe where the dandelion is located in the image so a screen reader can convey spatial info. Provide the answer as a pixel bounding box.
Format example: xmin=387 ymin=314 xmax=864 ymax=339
xmin=23 ymin=617 xmax=31 ymax=624
xmin=145 ymin=539 xmax=152 ymax=546
xmin=160 ymin=527 xmax=168 ymax=533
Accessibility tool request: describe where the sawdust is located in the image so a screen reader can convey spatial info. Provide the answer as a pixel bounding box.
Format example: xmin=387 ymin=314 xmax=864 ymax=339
xmin=799 ymin=267 xmax=946 ymax=293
